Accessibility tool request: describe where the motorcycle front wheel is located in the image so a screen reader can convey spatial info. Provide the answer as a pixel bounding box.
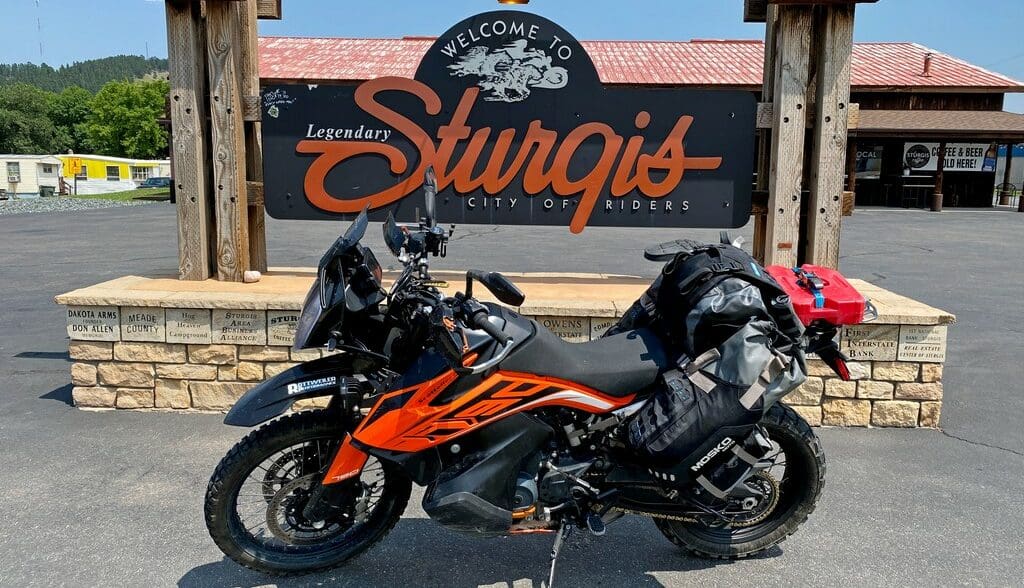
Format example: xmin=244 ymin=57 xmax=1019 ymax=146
xmin=205 ymin=409 xmax=411 ymax=576
xmin=655 ymin=403 xmax=825 ymax=559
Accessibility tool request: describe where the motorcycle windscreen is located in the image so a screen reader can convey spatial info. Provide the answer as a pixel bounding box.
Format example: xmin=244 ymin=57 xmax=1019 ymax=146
xmin=293 ymin=276 xmax=345 ymax=350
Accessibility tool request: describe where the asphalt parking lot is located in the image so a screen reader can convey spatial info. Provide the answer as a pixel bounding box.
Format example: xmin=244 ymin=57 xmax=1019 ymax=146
xmin=1 ymin=204 xmax=1022 ymax=586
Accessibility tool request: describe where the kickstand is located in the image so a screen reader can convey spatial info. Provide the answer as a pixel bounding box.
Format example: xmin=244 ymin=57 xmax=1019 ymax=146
xmin=546 ymin=523 xmax=571 ymax=588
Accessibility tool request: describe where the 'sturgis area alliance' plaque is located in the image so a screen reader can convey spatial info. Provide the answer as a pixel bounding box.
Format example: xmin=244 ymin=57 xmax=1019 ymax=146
xmin=67 ymin=305 xmax=119 ymax=341
xmin=212 ymin=310 xmax=267 ymax=345
xmin=166 ymin=309 xmax=213 ymax=344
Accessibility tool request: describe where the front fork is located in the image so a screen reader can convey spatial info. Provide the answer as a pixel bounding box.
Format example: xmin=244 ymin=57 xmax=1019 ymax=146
xmin=302 ymin=392 xmax=372 ymax=522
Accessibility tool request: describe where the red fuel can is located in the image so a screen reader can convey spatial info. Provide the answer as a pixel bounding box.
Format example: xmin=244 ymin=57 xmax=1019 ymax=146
xmin=765 ymin=264 xmax=866 ymax=326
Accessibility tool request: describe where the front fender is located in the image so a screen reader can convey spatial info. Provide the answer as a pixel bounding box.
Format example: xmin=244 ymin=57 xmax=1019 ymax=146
xmin=224 ymin=353 xmax=365 ymax=427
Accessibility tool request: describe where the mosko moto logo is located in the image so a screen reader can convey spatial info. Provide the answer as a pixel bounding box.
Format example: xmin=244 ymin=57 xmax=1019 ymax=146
xmin=286 ymin=376 xmax=338 ymax=396
xmin=691 ymin=437 xmax=736 ymax=472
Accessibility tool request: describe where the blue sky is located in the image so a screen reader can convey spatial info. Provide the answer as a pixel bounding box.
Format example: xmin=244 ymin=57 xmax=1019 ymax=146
xmin=2 ymin=0 xmax=1022 ymax=111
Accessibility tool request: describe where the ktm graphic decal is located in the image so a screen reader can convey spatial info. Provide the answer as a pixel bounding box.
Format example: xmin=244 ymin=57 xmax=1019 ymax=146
xmin=261 ymin=11 xmax=756 ymax=232
xmin=351 ymin=369 xmax=635 ymax=454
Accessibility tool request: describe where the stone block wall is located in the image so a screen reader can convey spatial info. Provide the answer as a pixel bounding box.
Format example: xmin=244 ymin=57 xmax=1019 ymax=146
xmin=61 ymin=299 xmax=950 ymax=428
xmin=783 ymin=358 xmax=942 ymax=428
xmin=68 ymin=340 xmax=324 ymax=411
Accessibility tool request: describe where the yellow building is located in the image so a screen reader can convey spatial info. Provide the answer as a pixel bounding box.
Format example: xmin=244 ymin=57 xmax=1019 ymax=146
xmin=58 ymin=154 xmax=171 ymax=195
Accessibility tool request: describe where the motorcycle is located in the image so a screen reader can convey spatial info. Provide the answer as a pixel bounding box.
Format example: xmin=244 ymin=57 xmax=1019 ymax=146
xmin=205 ymin=168 xmax=833 ymax=582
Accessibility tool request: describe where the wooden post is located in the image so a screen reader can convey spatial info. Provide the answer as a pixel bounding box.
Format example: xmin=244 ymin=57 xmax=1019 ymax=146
xmin=805 ymin=3 xmax=854 ymax=268
xmin=238 ymin=0 xmax=267 ymax=272
xmin=932 ymin=141 xmax=946 ymax=212
xmin=999 ymin=142 xmax=1013 ymax=206
xmin=206 ymin=0 xmax=250 ymax=281
xmin=764 ymin=5 xmax=812 ymax=267
xmin=752 ymin=4 xmax=778 ymax=263
xmin=845 ymin=138 xmax=857 ymax=193
xmin=165 ymin=0 xmax=212 ymax=280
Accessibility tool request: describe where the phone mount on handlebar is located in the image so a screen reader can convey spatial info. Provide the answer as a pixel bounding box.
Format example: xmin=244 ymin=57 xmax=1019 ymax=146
xmin=382 ymin=166 xmax=453 ymax=263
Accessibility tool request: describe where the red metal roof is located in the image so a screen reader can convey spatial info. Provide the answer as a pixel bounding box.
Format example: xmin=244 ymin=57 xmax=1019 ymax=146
xmin=258 ymin=37 xmax=1023 ymax=91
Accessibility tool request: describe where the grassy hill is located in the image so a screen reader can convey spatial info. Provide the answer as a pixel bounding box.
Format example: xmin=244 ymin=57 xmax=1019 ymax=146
xmin=0 ymin=55 xmax=168 ymax=93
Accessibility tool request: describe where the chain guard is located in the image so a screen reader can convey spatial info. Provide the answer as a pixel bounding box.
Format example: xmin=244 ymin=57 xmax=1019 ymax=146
xmin=610 ymin=471 xmax=780 ymax=528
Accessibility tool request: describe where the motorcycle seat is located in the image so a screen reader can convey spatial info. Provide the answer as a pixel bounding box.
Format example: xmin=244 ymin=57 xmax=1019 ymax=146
xmin=501 ymin=324 xmax=671 ymax=398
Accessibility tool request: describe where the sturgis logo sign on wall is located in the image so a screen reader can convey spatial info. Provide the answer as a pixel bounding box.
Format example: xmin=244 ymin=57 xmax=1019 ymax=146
xmin=262 ymin=11 xmax=755 ymax=232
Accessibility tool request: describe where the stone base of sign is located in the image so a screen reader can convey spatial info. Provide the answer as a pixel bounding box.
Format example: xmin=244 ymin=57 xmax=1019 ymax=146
xmin=56 ymin=270 xmax=955 ymax=427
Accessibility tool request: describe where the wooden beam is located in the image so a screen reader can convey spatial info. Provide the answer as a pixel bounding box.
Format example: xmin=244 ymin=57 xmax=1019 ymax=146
xmin=256 ymin=0 xmax=281 ymax=19
xmin=745 ymin=0 xmax=768 ymax=22
xmin=752 ymin=4 xmax=779 ymax=263
xmin=764 ymin=5 xmax=812 ymax=267
xmin=206 ymin=0 xmax=250 ymax=281
xmin=806 ymin=3 xmax=854 ymax=268
xmin=757 ymin=101 xmax=858 ymax=129
xmin=166 ymin=0 xmax=212 ymax=280
xmin=237 ymin=0 xmax=268 ymax=272
xmin=933 ymin=140 xmax=946 ymax=211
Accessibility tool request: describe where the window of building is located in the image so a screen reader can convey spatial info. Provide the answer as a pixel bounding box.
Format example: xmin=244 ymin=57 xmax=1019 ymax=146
xmin=130 ymin=166 xmax=152 ymax=181
xmin=6 ymin=162 xmax=20 ymax=181
xmin=41 ymin=164 xmax=55 ymax=175
xmin=76 ymin=165 xmax=88 ymax=180
xmin=106 ymin=166 xmax=121 ymax=181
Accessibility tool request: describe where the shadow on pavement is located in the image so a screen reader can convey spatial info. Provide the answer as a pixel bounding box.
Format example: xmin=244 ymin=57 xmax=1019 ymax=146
xmin=40 ymin=383 xmax=73 ymax=406
xmin=178 ymin=518 xmax=773 ymax=588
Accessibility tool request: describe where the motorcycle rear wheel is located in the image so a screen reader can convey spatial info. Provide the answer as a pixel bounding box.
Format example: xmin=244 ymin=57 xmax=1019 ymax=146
xmin=205 ymin=409 xmax=411 ymax=576
xmin=655 ymin=403 xmax=825 ymax=559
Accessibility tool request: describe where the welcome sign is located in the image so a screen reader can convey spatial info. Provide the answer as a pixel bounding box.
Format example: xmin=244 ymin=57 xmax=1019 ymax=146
xmin=261 ymin=11 xmax=756 ymax=233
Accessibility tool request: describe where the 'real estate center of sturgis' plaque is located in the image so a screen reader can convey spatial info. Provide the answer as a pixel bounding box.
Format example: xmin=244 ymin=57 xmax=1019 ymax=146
xmin=841 ymin=324 xmax=899 ymax=361
xmin=212 ymin=310 xmax=267 ymax=345
xmin=537 ymin=316 xmax=591 ymax=343
xmin=120 ymin=306 xmax=165 ymax=342
xmin=67 ymin=305 xmax=119 ymax=341
xmin=267 ymin=310 xmax=301 ymax=346
xmin=166 ymin=308 xmax=212 ymax=344
xmin=898 ymin=325 xmax=947 ymax=362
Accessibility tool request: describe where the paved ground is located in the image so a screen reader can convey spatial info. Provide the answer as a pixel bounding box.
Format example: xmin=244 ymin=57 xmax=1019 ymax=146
xmin=1 ymin=204 xmax=1022 ymax=587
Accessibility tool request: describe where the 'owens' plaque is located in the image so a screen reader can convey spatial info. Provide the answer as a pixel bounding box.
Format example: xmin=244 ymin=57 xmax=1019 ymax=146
xmin=537 ymin=316 xmax=590 ymax=343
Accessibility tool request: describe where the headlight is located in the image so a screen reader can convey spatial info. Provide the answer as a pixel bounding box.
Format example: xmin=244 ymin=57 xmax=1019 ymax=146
xmin=292 ymin=280 xmax=325 ymax=350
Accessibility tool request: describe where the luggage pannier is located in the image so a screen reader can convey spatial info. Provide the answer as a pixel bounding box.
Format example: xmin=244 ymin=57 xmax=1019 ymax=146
xmin=611 ymin=238 xmax=809 ymax=487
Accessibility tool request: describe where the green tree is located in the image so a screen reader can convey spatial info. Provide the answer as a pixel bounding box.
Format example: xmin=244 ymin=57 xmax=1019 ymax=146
xmin=49 ymin=86 xmax=93 ymax=153
xmin=0 ymin=82 xmax=62 ymax=153
xmin=85 ymin=79 xmax=169 ymax=159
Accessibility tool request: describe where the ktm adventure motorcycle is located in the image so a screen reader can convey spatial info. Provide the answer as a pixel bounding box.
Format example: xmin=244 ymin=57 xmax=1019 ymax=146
xmin=205 ymin=169 xmax=840 ymax=582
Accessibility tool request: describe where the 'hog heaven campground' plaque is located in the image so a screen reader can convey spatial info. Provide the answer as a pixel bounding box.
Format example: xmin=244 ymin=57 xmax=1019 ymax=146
xmin=262 ymin=11 xmax=755 ymax=233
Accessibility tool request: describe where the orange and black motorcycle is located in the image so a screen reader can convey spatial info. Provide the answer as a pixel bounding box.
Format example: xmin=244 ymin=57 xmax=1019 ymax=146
xmin=204 ymin=171 xmax=827 ymax=581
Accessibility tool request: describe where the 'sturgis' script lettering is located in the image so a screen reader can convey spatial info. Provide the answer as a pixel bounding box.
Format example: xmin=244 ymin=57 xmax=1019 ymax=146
xmin=297 ymin=77 xmax=723 ymax=233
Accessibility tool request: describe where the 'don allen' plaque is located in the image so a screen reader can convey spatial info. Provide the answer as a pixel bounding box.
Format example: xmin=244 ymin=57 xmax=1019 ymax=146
xmin=67 ymin=305 xmax=120 ymax=341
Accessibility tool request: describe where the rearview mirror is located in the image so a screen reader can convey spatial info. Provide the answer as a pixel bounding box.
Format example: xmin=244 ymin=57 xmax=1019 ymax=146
xmin=383 ymin=211 xmax=406 ymax=257
xmin=466 ymin=270 xmax=526 ymax=306
xmin=423 ymin=165 xmax=437 ymax=228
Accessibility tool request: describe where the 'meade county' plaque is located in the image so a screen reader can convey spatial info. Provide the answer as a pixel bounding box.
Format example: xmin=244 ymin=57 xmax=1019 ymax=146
xmin=262 ymin=11 xmax=755 ymax=233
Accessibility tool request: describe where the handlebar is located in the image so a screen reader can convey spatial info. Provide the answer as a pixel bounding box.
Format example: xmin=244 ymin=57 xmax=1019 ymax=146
xmin=468 ymin=309 xmax=511 ymax=346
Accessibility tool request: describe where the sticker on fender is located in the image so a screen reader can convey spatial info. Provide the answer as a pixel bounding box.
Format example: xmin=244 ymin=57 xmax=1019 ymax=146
xmin=286 ymin=376 xmax=338 ymax=395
